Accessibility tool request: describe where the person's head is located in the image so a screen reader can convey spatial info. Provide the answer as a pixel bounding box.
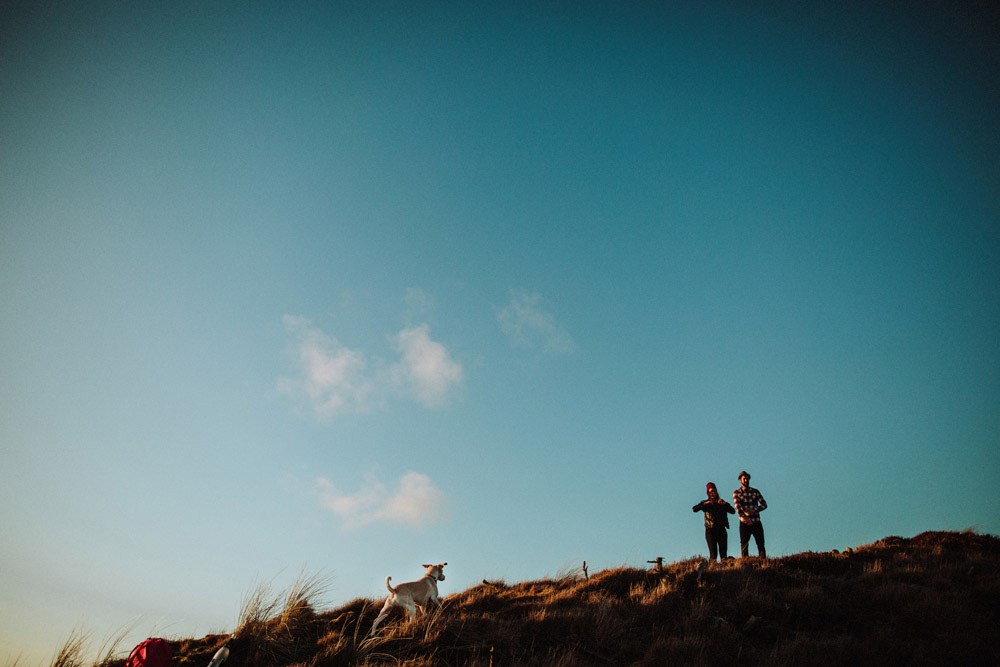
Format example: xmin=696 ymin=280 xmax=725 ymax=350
xmin=706 ymin=482 xmax=718 ymax=500
xmin=738 ymin=471 xmax=751 ymax=487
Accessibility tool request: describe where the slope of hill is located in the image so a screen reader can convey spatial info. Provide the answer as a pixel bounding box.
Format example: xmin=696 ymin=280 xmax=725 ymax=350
xmin=57 ymin=531 xmax=1000 ymax=667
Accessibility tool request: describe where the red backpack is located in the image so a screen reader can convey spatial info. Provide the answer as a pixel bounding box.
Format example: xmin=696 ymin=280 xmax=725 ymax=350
xmin=126 ymin=638 xmax=173 ymax=667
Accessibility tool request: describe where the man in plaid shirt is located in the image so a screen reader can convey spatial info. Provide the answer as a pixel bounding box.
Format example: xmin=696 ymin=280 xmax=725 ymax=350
xmin=733 ymin=470 xmax=767 ymax=558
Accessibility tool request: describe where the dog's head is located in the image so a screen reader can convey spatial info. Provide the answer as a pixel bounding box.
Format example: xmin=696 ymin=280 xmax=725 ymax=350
xmin=423 ymin=563 xmax=447 ymax=581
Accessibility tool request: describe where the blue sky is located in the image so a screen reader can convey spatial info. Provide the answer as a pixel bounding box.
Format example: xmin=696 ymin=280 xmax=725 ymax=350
xmin=2 ymin=1 xmax=998 ymax=663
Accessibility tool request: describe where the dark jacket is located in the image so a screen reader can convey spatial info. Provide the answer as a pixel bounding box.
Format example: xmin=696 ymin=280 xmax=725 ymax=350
xmin=692 ymin=499 xmax=735 ymax=529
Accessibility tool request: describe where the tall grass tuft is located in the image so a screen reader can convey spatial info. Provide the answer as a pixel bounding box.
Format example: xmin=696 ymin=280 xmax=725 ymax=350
xmin=48 ymin=623 xmax=134 ymax=667
xmin=232 ymin=570 xmax=332 ymax=667
xmin=50 ymin=628 xmax=90 ymax=667
xmin=236 ymin=577 xmax=280 ymax=638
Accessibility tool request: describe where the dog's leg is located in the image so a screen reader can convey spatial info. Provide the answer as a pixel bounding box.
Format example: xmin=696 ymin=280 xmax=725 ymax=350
xmin=369 ymin=598 xmax=395 ymax=636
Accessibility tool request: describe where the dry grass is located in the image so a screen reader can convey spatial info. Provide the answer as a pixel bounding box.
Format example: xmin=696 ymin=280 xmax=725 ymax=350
xmin=224 ymin=570 xmax=333 ymax=667
xmin=83 ymin=531 xmax=1000 ymax=667
xmin=235 ymin=570 xmax=330 ymax=638
xmin=45 ymin=623 xmax=135 ymax=667
xmin=51 ymin=628 xmax=90 ymax=667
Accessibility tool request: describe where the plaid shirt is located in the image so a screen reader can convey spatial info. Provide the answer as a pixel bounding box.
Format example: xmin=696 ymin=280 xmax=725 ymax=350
xmin=733 ymin=485 xmax=767 ymax=525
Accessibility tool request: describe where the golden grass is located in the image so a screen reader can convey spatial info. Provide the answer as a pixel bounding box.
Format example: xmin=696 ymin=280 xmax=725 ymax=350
xmin=44 ymin=623 xmax=135 ymax=667
xmin=51 ymin=628 xmax=90 ymax=667
xmin=228 ymin=570 xmax=333 ymax=667
xmin=64 ymin=531 xmax=1000 ymax=667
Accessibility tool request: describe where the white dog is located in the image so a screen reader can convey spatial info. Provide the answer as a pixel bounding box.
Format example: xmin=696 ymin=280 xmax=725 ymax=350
xmin=369 ymin=563 xmax=447 ymax=636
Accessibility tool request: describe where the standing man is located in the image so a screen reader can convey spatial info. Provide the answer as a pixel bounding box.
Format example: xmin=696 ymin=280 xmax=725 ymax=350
xmin=692 ymin=482 xmax=736 ymax=561
xmin=733 ymin=471 xmax=767 ymax=558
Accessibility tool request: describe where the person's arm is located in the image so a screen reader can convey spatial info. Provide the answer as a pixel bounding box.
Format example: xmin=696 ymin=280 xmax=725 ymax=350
xmin=692 ymin=501 xmax=706 ymax=512
xmin=757 ymin=491 xmax=767 ymax=512
xmin=723 ymin=500 xmax=735 ymax=514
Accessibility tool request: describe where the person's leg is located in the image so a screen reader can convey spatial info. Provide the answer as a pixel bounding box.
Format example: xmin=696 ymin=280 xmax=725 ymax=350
xmin=753 ymin=523 xmax=766 ymax=558
xmin=739 ymin=522 xmax=751 ymax=558
xmin=718 ymin=527 xmax=729 ymax=559
xmin=705 ymin=527 xmax=718 ymax=561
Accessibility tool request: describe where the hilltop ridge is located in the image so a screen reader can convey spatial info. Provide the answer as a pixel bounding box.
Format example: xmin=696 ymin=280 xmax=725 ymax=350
xmin=66 ymin=531 xmax=1000 ymax=667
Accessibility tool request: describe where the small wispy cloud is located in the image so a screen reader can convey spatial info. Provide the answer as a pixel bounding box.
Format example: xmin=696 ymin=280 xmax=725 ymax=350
xmin=497 ymin=289 xmax=576 ymax=355
xmin=279 ymin=307 xmax=463 ymax=418
xmin=390 ymin=324 xmax=464 ymax=408
xmin=278 ymin=315 xmax=376 ymax=417
xmin=403 ymin=287 xmax=435 ymax=320
xmin=316 ymin=472 xmax=449 ymax=530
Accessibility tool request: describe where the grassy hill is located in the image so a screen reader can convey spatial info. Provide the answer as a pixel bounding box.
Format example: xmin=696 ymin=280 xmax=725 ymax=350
xmin=54 ymin=530 xmax=1000 ymax=667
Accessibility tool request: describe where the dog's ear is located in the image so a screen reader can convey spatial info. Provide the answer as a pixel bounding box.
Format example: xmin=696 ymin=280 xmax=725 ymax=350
xmin=422 ymin=564 xmax=432 ymax=569
xmin=440 ymin=563 xmax=447 ymax=567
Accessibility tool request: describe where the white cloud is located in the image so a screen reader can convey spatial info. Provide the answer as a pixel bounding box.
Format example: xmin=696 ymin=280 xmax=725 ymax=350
xmin=390 ymin=324 xmax=464 ymax=407
xmin=280 ymin=312 xmax=463 ymax=417
xmin=497 ymin=289 xmax=577 ymax=355
xmin=278 ymin=315 xmax=376 ymax=417
xmin=316 ymin=472 xmax=449 ymax=530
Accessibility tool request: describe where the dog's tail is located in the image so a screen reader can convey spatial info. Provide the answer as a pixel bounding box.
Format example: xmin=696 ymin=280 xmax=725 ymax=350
xmin=385 ymin=576 xmax=396 ymax=594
